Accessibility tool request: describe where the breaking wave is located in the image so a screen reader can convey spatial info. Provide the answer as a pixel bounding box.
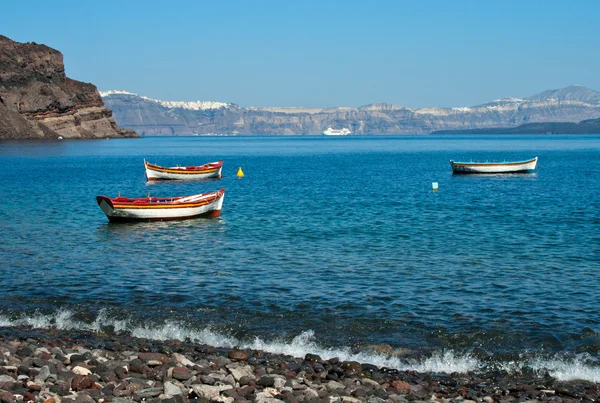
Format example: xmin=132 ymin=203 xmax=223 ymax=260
xmin=1 ymin=309 xmax=599 ymax=383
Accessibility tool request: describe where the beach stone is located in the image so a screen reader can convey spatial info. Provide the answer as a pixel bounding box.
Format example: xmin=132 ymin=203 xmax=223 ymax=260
xmin=361 ymin=363 xmax=379 ymax=374
xmin=26 ymin=380 xmax=43 ymax=391
xmin=72 ymin=366 xmax=92 ymax=376
xmin=254 ymin=390 xmax=279 ymax=403
xmin=35 ymin=365 xmax=51 ymax=382
xmin=49 ymin=382 xmax=70 ymax=396
xmin=114 ymin=366 xmax=128 ymax=378
xmin=312 ymin=363 xmax=326 ymax=373
xmin=222 ymin=374 xmax=236 ymax=386
xmin=238 ymin=375 xmax=254 ymax=386
xmin=125 ymin=382 xmax=144 ymax=392
xmin=278 ymin=390 xmax=297 ymax=403
xmin=408 ymin=384 xmax=427 ymax=399
xmin=172 ymin=366 xmax=192 ymax=381
xmin=303 ymin=388 xmax=319 ymax=399
xmin=129 ymin=358 xmax=145 ymax=373
xmin=190 ymin=384 xmax=233 ymax=399
xmin=273 ymin=376 xmax=286 ymax=390
xmin=0 ymin=375 xmax=15 ymax=390
xmin=16 ymin=347 xmax=33 ymax=358
xmin=340 ymin=361 xmax=362 ymax=373
xmin=71 ymin=375 xmax=93 ymax=391
xmin=325 ymin=380 xmax=345 ymax=392
xmin=304 ymin=354 xmax=321 ymax=362
xmin=0 ymin=391 xmax=15 ymax=403
xmin=257 ymin=376 xmax=275 ymax=387
xmin=238 ymin=385 xmax=255 ymax=396
xmin=173 ymin=353 xmax=194 ymax=367
xmin=135 ymin=387 xmax=163 ymax=398
xmin=213 ymin=356 xmax=231 ymax=367
xmin=228 ymin=365 xmax=255 ymax=382
xmin=138 ymin=353 xmax=168 ymax=364
xmin=163 ymin=381 xmax=182 ymax=396
xmin=360 ymin=378 xmax=380 ymax=387
xmin=68 ymin=354 xmax=86 ymax=365
xmin=22 ymin=392 xmax=36 ymax=402
xmin=228 ymin=350 xmax=249 ymax=362
xmin=199 ymin=375 xmax=216 ymax=385
xmin=391 ymin=381 xmax=411 ymax=394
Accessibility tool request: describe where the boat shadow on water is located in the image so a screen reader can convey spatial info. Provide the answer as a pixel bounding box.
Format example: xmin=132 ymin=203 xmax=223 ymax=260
xmin=96 ymin=217 xmax=226 ymax=241
xmin=144 ymin=175 xmax=225 ymax=186
xmin=450 ymin=172 xmax=539 ymax=180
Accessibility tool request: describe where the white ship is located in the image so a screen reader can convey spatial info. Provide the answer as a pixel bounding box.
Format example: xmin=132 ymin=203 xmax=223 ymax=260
xmin=323 ymin=127 xmax=351 ymax=136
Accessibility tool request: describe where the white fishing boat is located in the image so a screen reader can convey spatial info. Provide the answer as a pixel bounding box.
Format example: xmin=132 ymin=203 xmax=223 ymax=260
xmin=323 ymin=127 xmax=351 ymax=136
xmin=449 ymin=157 xmax=538 ymax=174
xmin=144 ymin=160 xmax=223 ymax=181
xmin=96 ymin=189 xmax=225 ymax=222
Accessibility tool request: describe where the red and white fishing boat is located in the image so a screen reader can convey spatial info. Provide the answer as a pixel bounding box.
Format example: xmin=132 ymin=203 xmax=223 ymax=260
xmin=96 ymin=189 xmax=225 ymax=222
xmin=144 ymin=160 xmax=223 ymax=181
xmin=450 ymin=157 xmax=538 ymax=174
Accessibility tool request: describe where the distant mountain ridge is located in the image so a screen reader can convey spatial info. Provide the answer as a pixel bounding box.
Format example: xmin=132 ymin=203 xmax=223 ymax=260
xmin=101 ymin=85 xmax=600 ymax=135
xmin=433 ymin=118 xmax=600 ymax=135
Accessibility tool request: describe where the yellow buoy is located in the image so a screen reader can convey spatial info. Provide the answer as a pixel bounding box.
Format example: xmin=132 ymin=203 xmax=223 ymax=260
xmin=236 ymin=167 xmax=244 ymax=178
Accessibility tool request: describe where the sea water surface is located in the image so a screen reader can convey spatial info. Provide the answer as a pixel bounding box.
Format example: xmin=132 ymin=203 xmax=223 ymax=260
xmin=1 ymin=135 xmax=599 ymax=380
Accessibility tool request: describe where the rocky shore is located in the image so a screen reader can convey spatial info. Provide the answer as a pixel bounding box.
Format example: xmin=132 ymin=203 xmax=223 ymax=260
xmin=0 ymin=329 xmax=598 ymax=403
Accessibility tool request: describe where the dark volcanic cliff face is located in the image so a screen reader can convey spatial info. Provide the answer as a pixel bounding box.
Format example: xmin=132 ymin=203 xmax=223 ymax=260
xmin=0 ymin=35 xmax=138 ymax=139
xmin=103 ymin=86 xmax=600 ymax=135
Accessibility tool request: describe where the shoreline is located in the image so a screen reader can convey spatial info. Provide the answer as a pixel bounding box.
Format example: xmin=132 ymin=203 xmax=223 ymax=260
xmin=0 ymin=327 xmax=598 ymax=402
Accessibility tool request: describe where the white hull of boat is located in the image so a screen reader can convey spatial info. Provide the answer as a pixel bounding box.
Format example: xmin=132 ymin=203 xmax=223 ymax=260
xmin=145 ymin=160 xmax=223 ymax=181
xmin=450 ymin=157 xmax=538 ymax=174
xmin=97 ymin=191 xmax=225 ymax=222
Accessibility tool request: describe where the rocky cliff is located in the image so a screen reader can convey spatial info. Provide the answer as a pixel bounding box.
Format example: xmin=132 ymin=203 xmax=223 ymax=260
xmin=102 ymin=86 xmax=600 ymax=135
xmin=0 ymin=35 xmax=138 ymax=140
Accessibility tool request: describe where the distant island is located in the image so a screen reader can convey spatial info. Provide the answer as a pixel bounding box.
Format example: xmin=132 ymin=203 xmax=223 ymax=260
xmin=433 ymin=118 xmax=600 ymax=134
xmin=102 ymin=85 xmax=600 ymax=136
xmin=0 ymin=35 xmax=138 ymax=140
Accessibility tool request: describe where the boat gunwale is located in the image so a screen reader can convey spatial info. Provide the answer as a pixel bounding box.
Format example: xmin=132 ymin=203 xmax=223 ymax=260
xmin=449 ymin=157 xmax=538 ymax=167
xmin=144 ymin=160 xmax=223 ymax=174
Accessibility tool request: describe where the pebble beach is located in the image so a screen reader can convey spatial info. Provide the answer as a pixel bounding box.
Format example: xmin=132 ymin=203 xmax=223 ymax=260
xmin=0 ymin=329 xmax=598 ymax=403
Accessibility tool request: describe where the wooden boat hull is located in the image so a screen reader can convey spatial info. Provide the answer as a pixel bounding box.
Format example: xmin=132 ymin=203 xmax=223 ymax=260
xmin=96 ymin=190 xmax=225 ymax=222
xmin=450 ymin=157 xmax=538 ymax=174
xmin=145 ymin=160 xmax=223 ymax=181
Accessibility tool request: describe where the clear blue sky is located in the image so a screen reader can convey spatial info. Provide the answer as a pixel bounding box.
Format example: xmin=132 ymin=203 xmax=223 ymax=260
xmin=3 ymin=0 xmax=600 ymax=108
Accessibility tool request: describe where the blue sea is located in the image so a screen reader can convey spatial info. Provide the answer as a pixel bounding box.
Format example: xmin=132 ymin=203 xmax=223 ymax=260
xmin=1 ymin=135 xmax=599 ymax=381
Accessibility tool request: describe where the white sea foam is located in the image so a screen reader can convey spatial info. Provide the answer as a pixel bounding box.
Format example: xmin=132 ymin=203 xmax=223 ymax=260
xmin=499 ymin=355 xmax=600 ymax=383
xmin=1 ymin=310 xmax=599 ymax=382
